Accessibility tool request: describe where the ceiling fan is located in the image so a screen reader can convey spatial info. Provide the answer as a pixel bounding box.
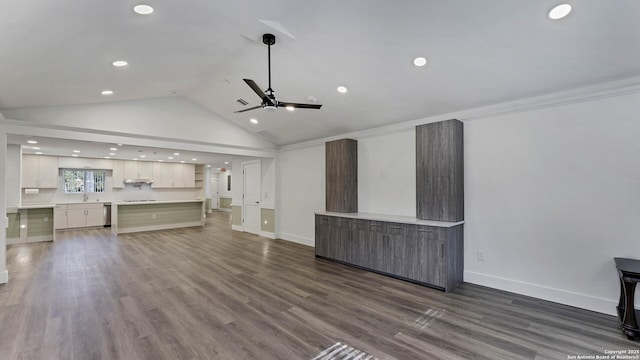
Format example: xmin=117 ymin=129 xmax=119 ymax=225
xmin=235 ymin=33 xmax=322 ymax=113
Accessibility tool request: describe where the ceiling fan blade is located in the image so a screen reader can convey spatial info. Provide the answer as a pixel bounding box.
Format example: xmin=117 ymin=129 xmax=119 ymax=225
xmin=278 ymin=101 xmax=323 ymax=110
xmin=243 ymin=79 xmax=271 ymax=103
xmin=234 ymin=105 xmax=263 ymax=113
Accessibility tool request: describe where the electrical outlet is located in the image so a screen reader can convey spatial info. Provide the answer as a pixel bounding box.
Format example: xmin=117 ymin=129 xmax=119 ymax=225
xmin=477 ymin=250 xmax=485 ymax=261
xmin=44 ymin=217 xmax=49 ymax=223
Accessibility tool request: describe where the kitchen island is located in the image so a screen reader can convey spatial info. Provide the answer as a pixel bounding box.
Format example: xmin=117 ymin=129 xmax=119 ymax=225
xmin=112 ymin=200 xmax=205 ymax=235
xmin=6 ymin=205 xmax=56 ymax=245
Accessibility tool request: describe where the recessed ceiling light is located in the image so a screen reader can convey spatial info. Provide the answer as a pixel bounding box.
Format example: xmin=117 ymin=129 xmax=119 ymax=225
xmin=72 ymin=154 xmax=79 ymax=157
xmin=104 ymin=156 xmax=111 ymax=159
xmin=133 ymin=158 xmax=138 ymax=161
xmin=413 ymin=57 xmax=428 ymax=67
xmin=101 ymin=90 xmax=114 ymax=95
xmin=73 ymin=150 xmax=81 ymax=153
xmin=35 ymin=152 xmax=43 ymax=155
xmin=31 ymin=147 xmax=40 ymax=150
xmin=27 ymin=140 xmax=38 ymax=144
xmin=286 ymin=106 xmax=294 ymax=111
xmin=192 ymin=158 xmax=197 ymax=161
xmin=180 ymin=161 xmax=185 ymax=163
xmin=217 ymin=167 xmax=221 ymax=170
xmin=117 ymin=144 xmax=123 ymax=146
xmin=109 ymin=153 xmax=116 ymax=156
xmin=168 ymin=157 xmax=173 ymax=160
xmin=250 ymin=118 xmax=259 ymax=124
xmin=207 ymin=165 xmax=211 ymax=167
xmin=140 ymin=155 xmax=146 ymax=158
xmin=224 ymin=161 xmax=229 ymax=165
xmin=548 ymin=4 xmax=572 ymax=19
xmin=158 ymin=160 xmax=163 ymax=162
xmin=173 ymin=152 xmax=180 ymax=156
xmin=337 ymin=86 xmax=348 ymax=93
xmin=133 ymin=4 xmax=154 ymax=15
xmin=112 ymin=60 xmax=128 ymax=67
xmin=110 ymin=147 xmax=118 ymax=151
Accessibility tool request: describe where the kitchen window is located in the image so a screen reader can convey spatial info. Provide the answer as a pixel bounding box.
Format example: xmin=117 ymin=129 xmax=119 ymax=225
xmin=63 ymin=170 xmax=106 ymax=194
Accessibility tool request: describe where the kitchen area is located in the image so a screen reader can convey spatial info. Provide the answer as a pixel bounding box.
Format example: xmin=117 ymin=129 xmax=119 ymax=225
xmin=5 ymin=139 xmax=232 ymax=244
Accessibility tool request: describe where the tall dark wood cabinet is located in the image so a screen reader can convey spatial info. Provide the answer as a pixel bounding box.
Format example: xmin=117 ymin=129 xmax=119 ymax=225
xmin=416 ymin=120 xmax=464 ymax=222
xmin=326 ymin=139 xmax=358 ymax=213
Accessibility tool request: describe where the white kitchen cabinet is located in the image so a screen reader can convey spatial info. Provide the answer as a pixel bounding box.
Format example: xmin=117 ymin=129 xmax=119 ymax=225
xmin=123 ymin=160 xmax=153 ymax=179
xmin=183 ymin=164 xmax=195 ymax=188
xmin=152 ymin=162 xmax=163 ymax=185
xmin=57 ymin=203 xmax=104 ymax=229
xmin=22 ymin=155 xmax=59 ymax=188
xmin=112 ymin=160 xmax=125 ymax=188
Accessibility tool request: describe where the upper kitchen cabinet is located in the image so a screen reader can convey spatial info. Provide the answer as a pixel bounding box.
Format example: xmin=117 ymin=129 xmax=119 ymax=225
xmin=112 ymin=160 xmax=125 ymax=188
xmin=182 ymin=164 xmax=195 ymax=188
xmin=123 ymin=160 xmax=153 ymax=179
xmin=155 ymin=163 xmax=195 ymax=188
xmin=416 ymin=119 xmax=464 ymax=222
xmin=22 ymin=155 xmax=58 ymax=188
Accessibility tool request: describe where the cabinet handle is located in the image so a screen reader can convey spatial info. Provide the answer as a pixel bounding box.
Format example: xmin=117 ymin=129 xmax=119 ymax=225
xmin=441 ymin=243 xmax=444 ymax=258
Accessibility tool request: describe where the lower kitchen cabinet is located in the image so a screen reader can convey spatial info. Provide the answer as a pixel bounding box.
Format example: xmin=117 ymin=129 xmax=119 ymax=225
xmin=315 ymin=213 xmax=464 ymax=292
xmin=55 ymin=203 xmax=105 ymax=229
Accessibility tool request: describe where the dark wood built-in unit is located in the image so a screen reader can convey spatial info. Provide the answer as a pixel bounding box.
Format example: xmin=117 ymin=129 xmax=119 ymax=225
xmin=416 ymin=119 xmax=464 ymax=222
xmin=315 ymin=213 xmax=464 ymax=292
xmin=614 ymin=257 xmax=640 ymax=340
xmin=325 ymin=139 xmax=358 ymax=213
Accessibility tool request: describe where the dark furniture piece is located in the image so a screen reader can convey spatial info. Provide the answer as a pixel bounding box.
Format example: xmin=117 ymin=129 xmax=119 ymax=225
xmin=614 ymin=257 xmax=640 ymax=340
xmin=316 ymin=212 xmax=464 ymax=292
xmin=325 ymin=139 xmax=358 ymax=213
xmin=416 ymin=119 xmax=464 ymax=222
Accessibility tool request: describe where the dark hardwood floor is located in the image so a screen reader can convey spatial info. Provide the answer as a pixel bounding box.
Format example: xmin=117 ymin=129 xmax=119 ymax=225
xmin=0 ymin=211 xmax=636 ymax=359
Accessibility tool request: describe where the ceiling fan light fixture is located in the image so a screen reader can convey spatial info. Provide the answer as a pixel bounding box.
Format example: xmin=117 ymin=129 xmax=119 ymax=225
xmin=264 ymin=105 xmax=277 ymax=112
xmin=286 ymin=106 xmax=295 ymax=111
xmin=112 ymin=60 xmax=128 ymax=67
xmin=548 ymin=4 xmax=572 ymax=20
xmin=250 ymin=118 xmax=259 ymax=124
xmin=413 ymin=57 xmax=428 ymax=67
xmin=133 ymin=4 xmax=154 ymax=15
xmin=101 ymin=90 xmax=114 ymax=95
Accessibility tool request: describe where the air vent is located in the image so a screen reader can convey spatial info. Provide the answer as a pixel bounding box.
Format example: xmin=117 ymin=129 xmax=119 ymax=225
xmin=255 ymin=130 xmax=279 ymax=143
xmin=236 ymin=98 xmax=249 ymax=106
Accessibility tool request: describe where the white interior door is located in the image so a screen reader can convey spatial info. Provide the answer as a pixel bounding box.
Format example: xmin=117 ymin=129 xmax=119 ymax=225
xmin=211 ymin=177 xmax=219 ymax=209
xmin=242 ymin=161 xmax=261 ymax=235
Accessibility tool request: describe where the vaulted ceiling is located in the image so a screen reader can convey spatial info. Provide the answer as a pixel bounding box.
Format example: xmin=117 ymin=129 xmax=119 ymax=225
xmin=2 ymin=1 xmax=639 ymax=146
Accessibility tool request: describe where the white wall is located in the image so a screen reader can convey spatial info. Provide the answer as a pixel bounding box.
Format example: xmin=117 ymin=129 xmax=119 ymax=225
xmin=261 ymin=158 xmax=275 ymax=209
xmin=276 ymin=88 xmax=640 ymax=315
xmin=6 ymin=145 xmax=21 ymax=207
xmin=278 ymin=145 xmax=325 ymax=246
xmin=358 ymin=130 xmax=416 ymax=217
xmin=464 ymin=91 xmax=640 ymax=315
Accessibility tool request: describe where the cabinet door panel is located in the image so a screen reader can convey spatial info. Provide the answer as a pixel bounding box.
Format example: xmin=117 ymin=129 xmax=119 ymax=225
xmin=85 ymin=207 xmax=104 ymax=227
xmin=54 ymin=205 xmax=67 ymax=230
xmin=66 ymin=209 xmax=85 ymax=228
xmin=37 ymin=156 xmax=59 ymax=188
xmin=112 ymin=160 xmax=125 ymax=188
xmin=138 ymin=162 xmax=153 ymax=179
xmin=183 ymin=164 xmax=195 ymax=188
xmin=124 ymin=161 xmax=139 ymax=179
xmin=21 ymin=155 xmax=39 ymax=188
xmin=416 ymin=239 xmax=446 ymax=287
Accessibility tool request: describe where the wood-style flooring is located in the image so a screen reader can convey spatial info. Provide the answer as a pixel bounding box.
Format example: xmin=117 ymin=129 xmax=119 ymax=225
xmin=0 ymin=211 xmax=636 ymax=359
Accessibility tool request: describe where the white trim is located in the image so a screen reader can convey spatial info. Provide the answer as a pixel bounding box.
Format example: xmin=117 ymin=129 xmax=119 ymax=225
xmin=231 ymin=224 xmax=243 ymax=232
xmin=26 ymin=234 xmax=53 ymax=243
xmin=259 ymin=231 xmax=276 ymax=239
xmin=241 ymin=160 xmax=261 ymax=235
xmin=261 ymin=203 xmax=275 ymax=210
xmin=0 ymin=270 xmax=7 ymax=284
xmin=6 ymin=237 xmax=21 ymax=245
xmin=279 ymin=76 xmax=640 ymax=152
xmin=116 ymin=222 xmax=203 ymax=234
xmin=464 ymin=271 xmax=617 ymax=316
xmin=219 ymin=208 xmax=232 ymax=213
xmin=278 ymin=232 xmax=314 ymax=247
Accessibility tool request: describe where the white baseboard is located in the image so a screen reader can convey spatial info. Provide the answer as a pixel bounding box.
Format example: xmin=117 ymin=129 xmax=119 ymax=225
xmin=26 ymin=235 xmax=54 ymax=243
xmin=6 ymin=237 xmax=22 ymax=245
xmin=231 ymin=224 xmax=243 ymax=232
xmin=464 ymin=271 xmax=617 ymax=316
xmin=260 ymin=231 xmax=276 ymax=239
xmin=0 ymin=270 xmax=7 ymax=284
xmin=278 ymin=232 xmax=314 ymax=247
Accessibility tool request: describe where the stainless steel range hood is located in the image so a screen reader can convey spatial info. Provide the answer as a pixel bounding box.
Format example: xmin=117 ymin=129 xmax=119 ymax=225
xmin=124 ymin=178 xmax=154 ymax=185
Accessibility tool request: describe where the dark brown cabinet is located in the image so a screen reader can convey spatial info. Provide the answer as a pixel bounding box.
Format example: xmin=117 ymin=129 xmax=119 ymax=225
xmin=326 ymin=139 xmax=358 ymax=213
xmin=315 ymin=213 xmax=464 ymax=292
xmin=416 ymin=119 xmax=464 ymax=222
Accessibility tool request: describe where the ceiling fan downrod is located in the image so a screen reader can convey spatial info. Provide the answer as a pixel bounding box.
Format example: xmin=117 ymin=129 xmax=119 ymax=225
xmin=263 ymin=33 xmax=276 ymax=97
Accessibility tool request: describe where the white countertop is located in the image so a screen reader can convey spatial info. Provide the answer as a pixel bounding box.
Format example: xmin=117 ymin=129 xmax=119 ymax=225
xmin=113 ymin=199 xmax=204 ymax=205
xmin=315 ymin=211 xmax=464 ymax=228
xmin=9 ymin=204 xmax=56 ymax=211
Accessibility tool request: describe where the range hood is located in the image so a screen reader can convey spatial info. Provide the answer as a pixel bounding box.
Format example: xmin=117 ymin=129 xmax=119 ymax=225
xmin=124 ymin=178 xmax=154 ymax=185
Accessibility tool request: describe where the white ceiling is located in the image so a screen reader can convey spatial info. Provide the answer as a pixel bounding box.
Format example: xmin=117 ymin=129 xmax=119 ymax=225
xmin=1 ymin=1 xmax=640 ymax=146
